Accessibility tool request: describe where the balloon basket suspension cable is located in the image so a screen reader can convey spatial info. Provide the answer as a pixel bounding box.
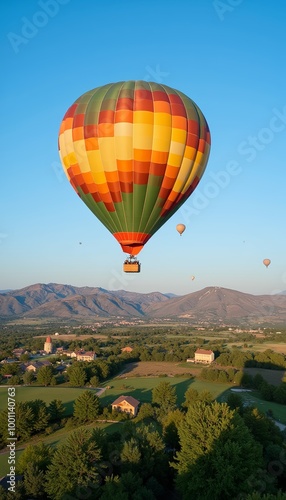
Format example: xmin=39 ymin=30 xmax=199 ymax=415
xmin=123 ymin=255 xmax=141 ymax=273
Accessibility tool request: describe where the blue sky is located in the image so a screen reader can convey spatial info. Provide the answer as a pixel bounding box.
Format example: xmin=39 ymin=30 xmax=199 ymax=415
xmin=1 ymin=0 xmax=286 ymax=296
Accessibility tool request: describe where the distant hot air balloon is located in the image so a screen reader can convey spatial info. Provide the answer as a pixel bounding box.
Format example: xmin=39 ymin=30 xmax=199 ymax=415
xmin=58 ymin=81 xmax=211 ymax=272
xmin=191 ymin=275 xmax=195 ymax=281
xmin=176 ymin=223 xmax=186 ymax=236
xmin=263 ymin=259 xmax=271 ymax=268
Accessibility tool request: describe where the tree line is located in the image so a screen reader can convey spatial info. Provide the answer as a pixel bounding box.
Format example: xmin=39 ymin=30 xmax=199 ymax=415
xmin=1 ymin=382 xmax=286 ymax=499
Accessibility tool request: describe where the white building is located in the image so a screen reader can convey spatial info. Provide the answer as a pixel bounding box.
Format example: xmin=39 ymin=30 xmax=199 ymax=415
xmin=194 ymin=348 xmax=215 ymax=364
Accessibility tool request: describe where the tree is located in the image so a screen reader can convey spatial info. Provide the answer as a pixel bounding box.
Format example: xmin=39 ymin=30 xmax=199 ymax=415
xmin=17 ymin=441 xmax=54 ymax=474
xmin=27 ymin=399 xmax=49 ymax=432
xmin=73 ymin=390 xmax=100 ymax=423
xmin=233 ymin=370 xmax=244 ymax=385
xmin=135 ymin=403 xmax=155 ymax=422
xmin=45 ymin=428 xmax=102 ymax=499
xmin=0 ymin=402 xmax=34 ymax=442
xmin=120 ymin=424 xmax=167 ymax=483
xmin=23 ymin=370 xmax=34 ymax=385
xmin=67 ymin=363 xmax=87 ymax=386
xmin=183 ymin=387 xmax=213 ymax=408
xmin=90 ymin=375 xmax=100 ymax=387
xmin=243 ymin=407 xmax=283 ymax=448
xmin=19 ymin=353 xmax=30 ymax=362
xmin=162 ymin=409 xmax=184 ymax=449
xmin=226 ymin=392 xmax=244 ymax=414
xmin=218 ymin=370 xmax=229 ymax=383
xmin=23 ymin=463 xmax=46 ymax=498
xmin=48 ymin=399 xmax=65 ymax=422
xmin=101 ymin=472 xmax=157 ymax=500
xmin=36 ymin=365 xmax=54 ymax=386
xmin=120 ymin=437 xmax=141 ymax=470
xmin=15 ymin=402 xmax=34 ymax=440
xmin=260 ymin=381 xmax=274 ymax=401
xmin=173 ymin=401 xmax=263 ymax=499
xmin=152 ymin=381 xmax=177 ymax=417
xmin=273 ymin=384 xmax=286 ymax=404
xmin=97 ymin=360 xmax=110 ymax=379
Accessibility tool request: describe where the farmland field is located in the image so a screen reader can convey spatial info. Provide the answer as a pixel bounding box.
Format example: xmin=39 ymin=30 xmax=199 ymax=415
xmin=226 ymin=342 xmax=286 ymax=354
xmin=119 ymin=361 xmax=202 ymax=377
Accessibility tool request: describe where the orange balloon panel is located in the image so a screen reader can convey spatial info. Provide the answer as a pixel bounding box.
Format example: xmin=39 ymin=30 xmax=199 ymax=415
xmin=58 ymin=81 xmax=211 ymax=255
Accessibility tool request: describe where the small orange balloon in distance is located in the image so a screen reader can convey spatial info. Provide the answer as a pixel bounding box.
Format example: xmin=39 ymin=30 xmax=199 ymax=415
xmin=263 ymin=258 xmax=271 ymax=268
xmin=176 ymin=223 xmax=186 ymax=236
xmin=191 ymin=275 xmax=195 ymax=281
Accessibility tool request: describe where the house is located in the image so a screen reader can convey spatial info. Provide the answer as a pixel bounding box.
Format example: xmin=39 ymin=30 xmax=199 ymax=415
xmin=194 ymin=349 xmax=215 ymax=364
xmin=111 ymin=395 xmax=140 ymax=416
xmin=76 ymin=351 xmax=97 ymax=362
xmin=64 ymin=351 xmax=77 ymax=358
xmin=121 ymin=346 xmax=133 ymax=353
xmin=12 ymin=348 xmax=26 ymax=357
xmin=25 ymin=360 xmax=52 ymax=372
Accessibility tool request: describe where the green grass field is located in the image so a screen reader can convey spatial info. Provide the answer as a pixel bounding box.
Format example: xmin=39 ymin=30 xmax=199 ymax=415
xmin=0 ymin=378 xmax=233 ymax=414
xmin=101 ymin=376 xmax=232 ymax=407
xmin=0 ymin=386 xmax=94 ymax=415
xmin=219 ymin=388 xmax=286 ymax=424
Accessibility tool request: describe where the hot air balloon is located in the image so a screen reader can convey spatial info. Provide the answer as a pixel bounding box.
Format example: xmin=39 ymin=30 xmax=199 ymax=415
xmin=176 ymin=223 xmax=186 ymax=236
xmin=191 ymin=275 xmax=195 ymax=281
xmin=263 ymin=259 xmax=271 ymax=268
xmin=58 ymin=81 xmax=211 ymax=272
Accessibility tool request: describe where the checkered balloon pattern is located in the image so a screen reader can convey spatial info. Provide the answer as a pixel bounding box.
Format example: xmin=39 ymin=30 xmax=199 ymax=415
xmin=58 ymin=81 xmax=211 ymax=255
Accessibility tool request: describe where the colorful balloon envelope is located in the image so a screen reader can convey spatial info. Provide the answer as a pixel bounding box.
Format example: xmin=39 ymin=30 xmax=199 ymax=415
xmin=176 ymin=223 xmax=186 ymax=236
xmin=263 ymin=258 xmax=271 ymax=268
xmin=58 ymin=81 xmax=211 ymax=260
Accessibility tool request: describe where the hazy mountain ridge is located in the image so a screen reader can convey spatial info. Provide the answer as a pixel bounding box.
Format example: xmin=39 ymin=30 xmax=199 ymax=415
xmin=1 ymin=283 xmax=286 ymax=325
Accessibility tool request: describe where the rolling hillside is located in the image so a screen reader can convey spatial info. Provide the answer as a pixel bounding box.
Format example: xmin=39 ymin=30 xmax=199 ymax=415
xmin=1 ymin=283 xmax=286 ymax=325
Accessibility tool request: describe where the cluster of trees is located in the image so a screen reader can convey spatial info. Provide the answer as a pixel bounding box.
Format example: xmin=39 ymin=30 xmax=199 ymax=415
xmin=200 ymin=366 xmax=245 ymax=384
xmin=216 ymin=349 xmax=286 ymax=370
xmin=66 ymin=359 xmax=123 ymax=387
xmin=253 ymin=374 xmax=286 ymax=406
xmin=1 ymin=383 xmax=286 ymax=499
xmin=0 ymin=398 xmax=65 ymax=448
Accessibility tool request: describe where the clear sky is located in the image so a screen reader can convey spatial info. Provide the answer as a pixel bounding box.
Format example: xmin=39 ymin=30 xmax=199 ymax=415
xmin=1 ymin=0 xmax=286 ymax=296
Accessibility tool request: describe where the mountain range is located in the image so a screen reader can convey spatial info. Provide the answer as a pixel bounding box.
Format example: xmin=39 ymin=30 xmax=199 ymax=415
xmin=1 ymin=283 xmax=286 ymax=326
